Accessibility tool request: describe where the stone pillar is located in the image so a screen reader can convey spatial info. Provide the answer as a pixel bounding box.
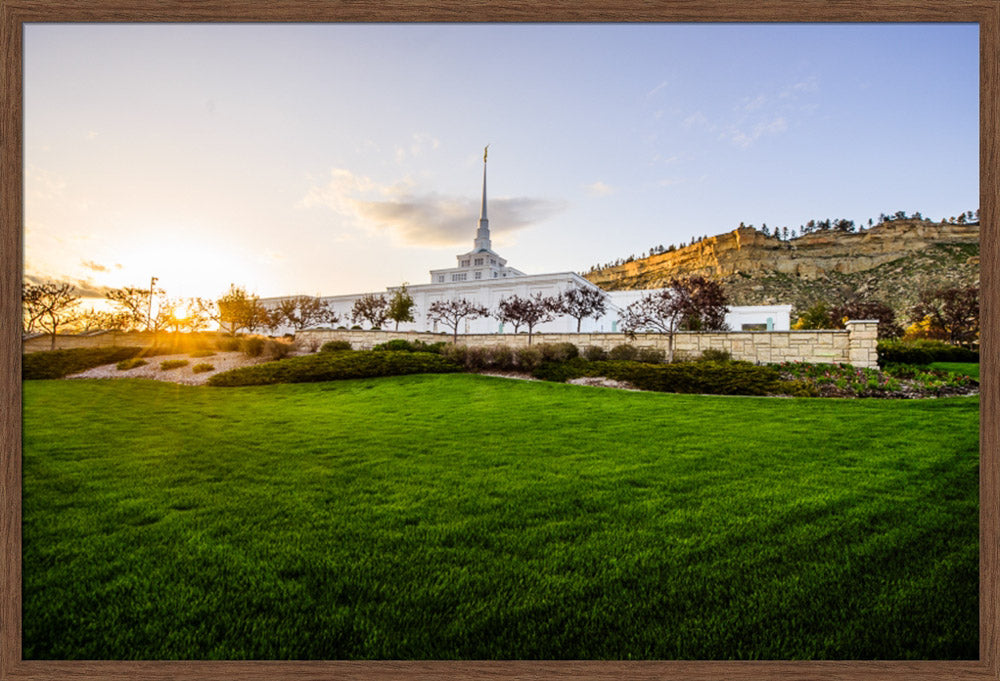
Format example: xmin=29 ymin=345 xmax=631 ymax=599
xmin=845 ymin=320 xmax=879 ymax=369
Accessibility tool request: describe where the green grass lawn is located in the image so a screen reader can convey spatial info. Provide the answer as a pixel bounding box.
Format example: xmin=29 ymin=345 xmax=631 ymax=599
xmin=929 ymin=361 xmax=980 ymax=380
xmin=22 ymin=375 xmax=978 ymax=660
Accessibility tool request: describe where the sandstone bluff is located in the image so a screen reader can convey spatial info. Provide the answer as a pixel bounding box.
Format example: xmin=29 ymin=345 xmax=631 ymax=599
xmin=584 ymin=219 xmax=980 ymax=321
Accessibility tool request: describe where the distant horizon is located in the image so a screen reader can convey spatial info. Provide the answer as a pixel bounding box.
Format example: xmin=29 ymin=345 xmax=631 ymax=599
xmin=25 ymin=23 xmax=979 ymax=304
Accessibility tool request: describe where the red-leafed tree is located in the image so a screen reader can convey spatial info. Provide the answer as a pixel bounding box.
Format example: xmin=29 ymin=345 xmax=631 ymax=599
xmin=496 ymin=293 xmax=560 ymax=345
xmin=554 ymin=284 xmax=608 ymax=332
xmin=621 ymin=276 xmax=728 ymax=362
xmin=428 ymin=298 xmax=489 ymax=343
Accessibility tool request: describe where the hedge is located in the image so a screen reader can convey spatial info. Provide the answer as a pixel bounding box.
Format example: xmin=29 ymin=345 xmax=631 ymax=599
xmin=22 ymin=347 xmax=145 ymax=380
xmin=532 ymin=358 xmax=784 ymax=396
xmin=877 ymin=339 xmax=979 ymax=366
xmin=208 ymin=350 xmax=461 ymax=387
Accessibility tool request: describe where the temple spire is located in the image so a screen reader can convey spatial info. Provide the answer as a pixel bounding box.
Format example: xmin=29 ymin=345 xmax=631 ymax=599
xmin=474 ymin=145 xmax=491 ymax=251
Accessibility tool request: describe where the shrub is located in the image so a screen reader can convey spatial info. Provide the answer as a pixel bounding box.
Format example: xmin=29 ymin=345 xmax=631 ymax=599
xmin=485 ymin=344 xmax=516 ymax=371
xmin=537 ymin=342 xmax=580 ymax=363
xmin=373 ymin=339 xmax=446 ymax=354
xmin=191 ymin=363 xmax=215 ymax=374
xmin=463 ymin=346 xmax=490 ymax=371
xmin=22 ymin=346 xmax=145 ymax=380
xmin=265 ymin=339 xmax=295 ymax=360
xmin=116 ymin=357 xmax=148 ymax=371
xmin=514 ymin=346 xmax=543 ymax=372
xmin=877 ymin=339 xmax=978 ymax=366
xmin=531 ymin=357 xmax=590 ymax=383
xmin=599 ymin=361 xmax=783 ymax=396
xmin=208 ymin=350 xmax=460 ymax=387
xmin=583 ymin=345 xmax=608 ymax=361
xmin=216 ymin=337 xmax=241 ymax=352
xmin=441 ymin=344 xmax=469 ymax=367
xmin=241 ymin=336 xmax=266 ymax=357
xmin=636 ymin=347 xmax=666 ymax=364
xmin=189 ymin=350 xmax=216 ymax=358
xmin=608 ymin=344 xmax=639 ymax=361
xmin=320 ymin=340 xmax=353 ymax=353
xmin=699 ymin=348 xmax=733 ymax=363
xmin=160 ymin=359 xmax=189 ymax=370
xmin=542 ymin=360 xmax=782 ymax=396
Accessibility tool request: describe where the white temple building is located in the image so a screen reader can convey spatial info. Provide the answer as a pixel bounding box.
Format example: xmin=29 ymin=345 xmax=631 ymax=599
xmin=263 ymin=151 xmax=791 ymax=335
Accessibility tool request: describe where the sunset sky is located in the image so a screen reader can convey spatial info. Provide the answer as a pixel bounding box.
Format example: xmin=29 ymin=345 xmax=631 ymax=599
xmin=24 ymin=23 xmax=979 ymax=303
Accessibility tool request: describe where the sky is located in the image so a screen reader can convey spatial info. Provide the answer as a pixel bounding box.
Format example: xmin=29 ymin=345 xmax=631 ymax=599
xmin=24 ymin=23 xmax=979 ymax=303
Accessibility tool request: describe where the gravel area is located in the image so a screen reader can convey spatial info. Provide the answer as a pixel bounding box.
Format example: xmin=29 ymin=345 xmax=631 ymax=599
xmin=66 ymin=351 xmax=277 ymax=386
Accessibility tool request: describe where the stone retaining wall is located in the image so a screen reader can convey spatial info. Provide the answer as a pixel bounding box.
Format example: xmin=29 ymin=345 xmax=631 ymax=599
xmin=297 ymin=320 xmax=880 ymax=368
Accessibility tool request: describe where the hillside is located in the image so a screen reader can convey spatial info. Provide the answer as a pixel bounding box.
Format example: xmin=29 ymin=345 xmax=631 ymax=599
xmin=584 ymin=220 xmax=980 ymax=320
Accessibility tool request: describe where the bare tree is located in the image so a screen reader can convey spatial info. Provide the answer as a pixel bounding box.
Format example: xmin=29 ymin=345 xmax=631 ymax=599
xmin=105 ymin=284 xmax=164 ymax=332
xmin=277 ymin=296 xmax=338 ymax=332
xmin=553 ymin=284 xmax=607 ymax=332
xmin=23 ymin=281 xmax=81 ymax=350
xmin=351 ymin=293 xmax=389 ymax=329
xmin=428 ymin=298 xmax=489 ymax=343
xmin=495 ymin=293 xmax=559 ymax=345
xmin=621 ymin=276 xmax=729 ymax=362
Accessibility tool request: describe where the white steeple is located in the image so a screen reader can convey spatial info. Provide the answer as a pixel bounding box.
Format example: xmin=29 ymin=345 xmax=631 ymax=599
xmin=473 ymin=145 xmax=490 ymax=251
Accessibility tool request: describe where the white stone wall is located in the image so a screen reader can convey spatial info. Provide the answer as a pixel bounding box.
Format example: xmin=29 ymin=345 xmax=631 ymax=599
xmin=296 ymin=320 xmax=880 ymax=368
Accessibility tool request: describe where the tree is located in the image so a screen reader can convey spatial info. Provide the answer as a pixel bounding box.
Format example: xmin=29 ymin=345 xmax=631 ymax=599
xmin=495 ymin=293 xmax=559 ymax=345
xmin=428 ymin=298 xmax=488 ymax=343
xmin=387 ymin=285 xmax=416 ymax=331
xmin=792 ymin=301 xmax=838 ymax=330
xmin=201 ymin=284 xmax=266 ymax=336
xmin=23 ymin=281 xmax=81 ymax=350
xmin=830 ymin=300 xmax=901 ymax=339
xmin=620 ymin=276 xmax=728 ymax=362
xmin=350 ymin=293 xmax=389 ymax=329
xmin=277 ymin=295 xmax=338 ymax=332
xmin=158 ymin=298 xmax=210 ymax=335
xmin=106 ymin=285 xmax=163 ymax=331
xmin=555 ymin=284 xmax=607 ymax=332
xmin=910 ymin=286 xmax=979 ymax=347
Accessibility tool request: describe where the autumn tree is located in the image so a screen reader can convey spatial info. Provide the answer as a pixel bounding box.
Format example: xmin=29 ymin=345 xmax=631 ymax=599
xmin=387 ymin=285 xmax=416 ymax=330
xmin=910 ymin=286 xmax=979 ymax=347
xmin=428 ymin=298 xmax=489 ymax=343
xmin=793 ymin=301 xmax=838 ymax=330
xmin=277 ymin=295 xmax=338 ymax=332
xmin=621 ymin=276 xmax=729 ymax=362
xmin=23 ymin=281 xmax=81 ymax=350
xmin=829 ymin=299 xmax=901 ymax=339
xmin=350 ymin=293 xmax=389 ymax=329
xmin=555 ymin=284 xmax=608 ymax=332
xmin=495 ymin=293 xmax=560 ymax=345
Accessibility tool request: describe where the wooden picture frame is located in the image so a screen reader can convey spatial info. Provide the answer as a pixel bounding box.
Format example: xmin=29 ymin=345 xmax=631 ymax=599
xmin=2 ymin=2 xmax=996 ymax=679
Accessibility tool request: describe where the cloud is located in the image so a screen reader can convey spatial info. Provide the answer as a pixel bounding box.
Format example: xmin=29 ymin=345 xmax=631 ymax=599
xmin=23 ymin=272 xmax=111 ymax=299
xmin=723 ymin=116 xmax=788 ymax=149
xmin=585 ymin=181 xmax=615 ymax=197
xmin=682 ymin=111 xmax=712 ymax=130
xmin=303 ymin=168 xmax=566 ymax=247
xmin=81 ymin=259 xmax=109 ymax=273
xmin=646 ymin=80 xmax=669 ymax=98
xmin=394 ymin=132 xmax=441 ymax=164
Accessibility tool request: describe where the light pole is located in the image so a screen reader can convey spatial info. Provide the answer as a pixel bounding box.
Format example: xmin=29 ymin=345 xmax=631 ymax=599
xmin=147 ymin=276 xmax=158 ymax=332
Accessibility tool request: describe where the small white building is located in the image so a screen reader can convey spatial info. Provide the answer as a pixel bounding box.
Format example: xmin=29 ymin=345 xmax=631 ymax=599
xmin=263 ymin=150 xmax=790 ymax=335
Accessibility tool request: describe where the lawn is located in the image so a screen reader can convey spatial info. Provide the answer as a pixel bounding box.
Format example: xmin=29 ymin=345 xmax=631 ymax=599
xmin=929 ymin=361 xmax=980 ymax=380
xmin=22 ymin=375 xmax=978 ymax=660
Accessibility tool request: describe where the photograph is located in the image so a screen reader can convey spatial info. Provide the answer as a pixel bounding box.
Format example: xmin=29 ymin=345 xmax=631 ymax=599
xmin=14 ymin=16 xmax=985 ymax=668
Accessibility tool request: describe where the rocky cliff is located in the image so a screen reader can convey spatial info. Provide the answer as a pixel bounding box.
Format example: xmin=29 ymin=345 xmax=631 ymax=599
xmin=584 ymin=220 xmax=980 ymax=318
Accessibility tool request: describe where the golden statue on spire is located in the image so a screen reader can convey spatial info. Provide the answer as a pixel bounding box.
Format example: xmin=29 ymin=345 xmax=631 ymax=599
xmin=484 ymin=144 xmax=489 ymax=162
